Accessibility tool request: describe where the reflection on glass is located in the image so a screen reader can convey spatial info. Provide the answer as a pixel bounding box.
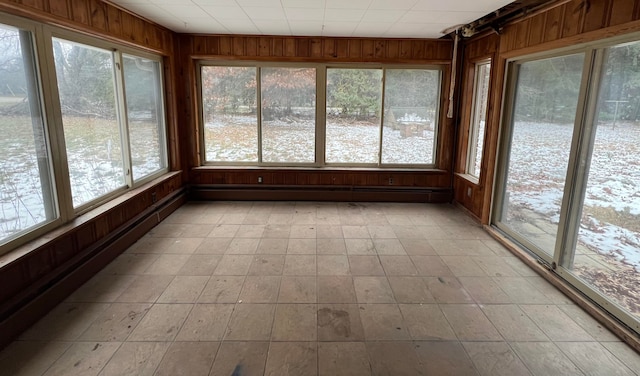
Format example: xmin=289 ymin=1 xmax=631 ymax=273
xmin=201 ymin=66 xmax=257 ymax=162
xmin=123 ymin=55 xmax=166 ymax=180
xmin=261 ymin=67 xmax=316 ymax=163
xmin=500 ymin=54 xmax=584 ymax=255
xmin=53 ymin=38 xmax=124 ymax=207
xmin=467 ymin=62 xmax=491 ymax=177
xmin=326 ymin=69 xmax=382 ymax=164
xmin=0 ymin=25 xmax=56 ymax=242
xmin=381 ymin=69 xmax=439 ymax=165
xmin=571 ymin=41 xmax=640 ymax=317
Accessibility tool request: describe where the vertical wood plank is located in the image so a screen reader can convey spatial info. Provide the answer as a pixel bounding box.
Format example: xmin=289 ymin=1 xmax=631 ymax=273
xmin=362 ymin=39 xmax=374 ymax=58
xmin=297 ymin=39 xmax=310 ymax=57
xmin=273 ymin=38 xmax=283 ymax=56
xmin=310 ymin=38 xmax=322 ymax=57
xmin=349 ymin=39 xmax=362 ymax=59
xmin=106 ymin=6 xmax=122 ymax=36
xmin=561 ymin=1 xmax=584 ymax=39
xmin=232 ymin=37 xmax=245 ymax=56
xmin=336 ymin=39 xmax=349 ymax=58
xmin=70 ymin=0 xmax=90 ymax=25
xmin=48 ymin=0 xmax=69 ymax=18
xmin=219 ymin=36 xmax=232 ymax=55
xmin=206 ymin=37 xmax=220 ymax=55
xmin=527 ymin=13 xmax=546 ymax=47
xmin=246 ymin=37 xmax=258 ymax=57
xmin=324 ymin=38 xmax=336 ymax=58
xmin=582 ymin=0 xmax=610 ymax=32
xmin=284 ymin=38 xmax=296 ymax=56
xmin=89 ymin=0 xmax=107 ymax=31
xmin=22 ymin=0 xmax=46 ymax=11
xmin=193 ymin=36 xmax=206 ymax=54
xmin=514 ymin=18 xmax=530 ymax=49
xmin=259 ymin=37 xmax=270 ymax=56
xmin=386 ymin=40 xmax=399 ymax=59
xmin=543 ymin=4 xmax=564 ymax=43
xmin=609 ymin=0 xmax=635 ymax=26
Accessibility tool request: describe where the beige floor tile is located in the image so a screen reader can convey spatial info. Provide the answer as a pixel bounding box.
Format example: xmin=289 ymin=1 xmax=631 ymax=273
xmin=0 ymin=340 xmax=71 ymax=376
xmin=126 ymin=237 xmax=175 ymax=254
xmin=379 ymin=255 xmax=418 ymax=275
xmin=602 ymin=342 xmax=640 ymax=374
xmin=154 ymin=341 xmax=219 ymax=376
xmin=458 ymin=276 xmax=511 ymax=304
xmin=511 ymin=342 xmax=583 ymax=376
xmin=224 ymin=303 xmax=275 ymax=340
xmin=242 ymin=213 xmax=270 ymax=224
xmin=43 ymin=342 xmax=120 ymax=376
xmin=414 ymin=341 xmax=479 ymax=376
xmin=399 ymin=304 xmax=457 ymax=340
xmin=411 ymin=256 xmax=453 ymax=276
xmin=225 ymin=238 xmax=260 ymax=254
xmin=142 ymin=254 xmax=190 ymax=275
xmin=316 ymin=225 xmax=344 ymax=239
xmin=318 ymin=255 xmax=350 ymax=275
xmin=558 ymin=304 xmax=619 ymax=341
xmin=317 ymin=238 xmax=347 ymax=255
xmin=386 ymin=215 xmax=414 ymax=225
xmin=238 ymin=276 xmax=281 ymax=303
xmin=213 ymin=255 xmax=253 ymax=275
xmin=177 ymin=254 xmax=222 ymax=275
xmin=441 ymin=256 xmax=487 ymax=277
xmin=264 ymin=342 xmax=317 ymax=376
xmin=66 ymin=274 xmax=136 ymax=303
xmin=366 ymin=341 xmax=423 ymax=376
xmin=481 ymin=304 xmax=548 ymax=341
xmin=283 ymin=255 xmax=316 ymax=275
xmin=287 ymin=238 xmax=317 ymax=254
xmin=194 ymin=238 xmax=232 ymax=254
xmin=520 ymin=305 xmax=594 ymax=341
xmin=248 ymin=254 xmax=285 ymax=275
xmin=368 ymin=225 xmax=397 ymax=239
xmin=318 ymin=304 xmax=365 ymax=341
xmin=79 ymin=303 xmax=151 ymax=341
xmin=268 ymin=213 xmax=294 ymax=225
xmin=400 ymin=238 xmax=437 ymax=255
xmin=373 ymin=239 xmax=406 ymax=255
xmin=101 ymin=253 xmax=159 ymax=275
xmin=210 ymin=342 xmax=269 ymax=376
xmin=318 ymin=276 xmax=357 ymax=303
xmin=472 ymin=256 xmax=520 ymax=277
xmin=503 ymin=257 xmax=540 ymax=277
xmin=219 ymin=213 xmax=247 ymax=224
xmin=342 ymin=225 xmax=370 ymax=238
xmin=391 ymin=225 xmax=424 ymax=239
xmin=127 ymin=303 xmax=192 ymax=341
xmin=493 ymin=277 xmax=551 ymax=304
xmin=318 ymin=342 xmax=371 ymax=376
xmin=358 ymin=304 xmax=410 ymax=340
xmin=353 ymin=276 xmax=395 ymax=303
xmin=558 ymin=342 xmax=635 ymax=376
xmin=290 ymin=225 xmax=317 ymax=238
xmin=256 ymin=238 xmax=289 ymax=254
xmin=207 ymin=224 xmax=239 ymax=238
xmin=20 ymin=303 xmax=110 ymax=341
xmin=263 ymin=225 xmax=291 ymax=238
xmin=345 ymin=239 xmax=376 ymax=255
xmin=430 ymin=239 xmax=494 ymax=256
xmin=524 ymin=276 xmax=574 ymax=304
xmin=272 ymin=303 xmax=317 ymax=341
xmin=440 ymin=304 xmax=502 ymax=341
xmin=163 ymin=238 xmax=204 ymax=254
xmin=236 ymin=224 xmax=265 ymax=238
xmin=156 ymin=275 xmax=209 ymax=303
xmin=175 ymin=304 xmax=234 ymax=341
xmin=114 ymin=275 xmax=173 ymax=303
xmin=198 ymin=276 xmax=245 ymax=303
xmin=424 ymin=276 xmax=474 ymax=303
xmin=99 ymin=342 xmax=169 ymax=376
xmin=278 ymin=276 xmax=317 ymax=303
xmin=463 ymin=342 xmax=532 ymax=376
xmin=388 ymin=276 xmax=435 ymax=303
xmin=348 ymin=255 xmax=385 ymax=276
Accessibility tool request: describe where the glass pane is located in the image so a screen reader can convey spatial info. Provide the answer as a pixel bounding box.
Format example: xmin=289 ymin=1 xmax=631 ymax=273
xmin=500 ymin=54 xmax=584 ymax=255
xmin=0 ymin=25 xmax=56 ymax=242
xmin=381 ymin=69 xmax=439 ymax=164
xmin=326 ymin=68 xmax=382 ymax=164
xmin=123 ymin=55 xmax=166 ymax=181
xmin=571 ymin=42 xmax=640 ymax=317
xmin=53 ymin=38 xmax=124 ymax=207
xmin=261 ymin=67 xmax=315 ymax=163
xmin=201 ymin=66 xmax=257 ymax=162
xmin=467 ymin=62 xmax=491 ymax=177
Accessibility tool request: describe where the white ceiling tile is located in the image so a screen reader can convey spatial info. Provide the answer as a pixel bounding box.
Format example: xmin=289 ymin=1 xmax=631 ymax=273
xmin=236 ymin=0 xmax=282 ymax=6
xmin=216 ymin=18 xmax=260 ymax=33
xmin=147 ymin=0 xmax=185 ymax=5
xmin=285 ymin=8 xmax=325 ymax=21
xmin=181 ymin=18 xmax=230 ymax=33
xmin=288 ymin=21 xmax=324 ymax=36
xmin=281 ymin=0 xmax=325 ymax=8
xmin=361 ymin=9 xmax=405 ymax=23
xmin=242 ymin=6 xmax=287 ymax=20
xmin=112 ymin=0 xmax=151 ymax=5
xmin=321 ymin=21 xmax=357 ymax=36
xmin=325 ymin=0 xmax=372 ymax=9
xmin=253 ymin=20 xmax=291 ymax=35
xmin=324 ymin=8 xmax=365 ymax=22
xmin=200 ymin=6 xmax=248 ymax=19
xmin=400 ymin=10 xmax=485 ymax=24
xmin=412 ymin=0 xmax=510 ymax=12
xmin=158 ymin=4 xmax=209 ymax=17
xmin=191 ymin=0 xmax=237 ymax=5
xmin=354 ymin=22 xmax=393 ymax=36
xmin=369 ymin=0 xmax=417 ymax=10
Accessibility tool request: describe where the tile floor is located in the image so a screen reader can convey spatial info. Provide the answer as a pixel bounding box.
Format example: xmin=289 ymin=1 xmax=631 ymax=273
xmin=1 ymin=201 xmax=639 ymax=375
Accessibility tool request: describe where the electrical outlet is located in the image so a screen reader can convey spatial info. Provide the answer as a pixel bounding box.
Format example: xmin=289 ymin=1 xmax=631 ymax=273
xmin=258 ymin=176 xmax=263 ymax=183
xmin=389 ymin=177 xmax=393 ymax=185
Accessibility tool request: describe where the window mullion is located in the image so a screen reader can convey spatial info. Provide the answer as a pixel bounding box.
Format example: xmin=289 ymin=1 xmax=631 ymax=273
xmin=114 ymin=51 xmax=133 ymax=188
xmin=257 ymin=67 xmax=262 ymax=164
xmin=378 ymin=69 xmax=386 ymax=167
xmin=316 ymin=66 xmax=326 ymax=166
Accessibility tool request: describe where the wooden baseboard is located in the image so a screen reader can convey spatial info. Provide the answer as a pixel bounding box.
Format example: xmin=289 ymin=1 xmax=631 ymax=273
xmin=189 ymin=185 xmax=453 ymax=203
xmin=486 ymin=226 xmax=640 ymax=354
xmin=0 ymin=189 xmax=186 ymax=350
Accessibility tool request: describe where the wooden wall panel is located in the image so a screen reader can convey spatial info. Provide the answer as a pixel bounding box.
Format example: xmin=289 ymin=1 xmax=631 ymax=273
xmin=609 ymin=0 xmax=636 ymax=26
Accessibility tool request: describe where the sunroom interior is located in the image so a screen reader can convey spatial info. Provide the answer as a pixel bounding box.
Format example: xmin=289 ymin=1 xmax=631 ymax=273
xmin=0 ymin=0 xmax=640 ymax=374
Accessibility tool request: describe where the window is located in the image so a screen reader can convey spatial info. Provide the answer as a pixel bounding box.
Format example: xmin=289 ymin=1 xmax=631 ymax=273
xmin=0 ymin=23 xmax=56 ymax=245
xmin=53 ymin=38 xmax=168 ymax=209
xmin=201 ymin=64 xmax=442 ymax=167
xmin=466 ymin=61 xmax=491 ymax=178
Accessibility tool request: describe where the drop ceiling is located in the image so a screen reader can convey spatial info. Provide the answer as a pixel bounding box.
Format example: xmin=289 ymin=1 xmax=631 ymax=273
xmin=108 ymin=0 xmax=515 ymax=38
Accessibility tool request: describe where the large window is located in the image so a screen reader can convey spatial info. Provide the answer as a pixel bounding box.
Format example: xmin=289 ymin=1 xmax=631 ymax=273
xmin=0 ymin=16 xmax=168 ymax=253
xmin=201 ymin=64 xmax=442 ymax=167
xmin=495 ymin=39 xmax=640 ymax=332
xmin=466 ymin=61 xmax=491 ymax=178
xmin=0 ymin=23 xmax=56 ymax=244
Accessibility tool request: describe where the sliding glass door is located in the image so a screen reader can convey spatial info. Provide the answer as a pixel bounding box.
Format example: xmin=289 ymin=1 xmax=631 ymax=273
xmin=495 ymin=39 xmax=640 ymax=332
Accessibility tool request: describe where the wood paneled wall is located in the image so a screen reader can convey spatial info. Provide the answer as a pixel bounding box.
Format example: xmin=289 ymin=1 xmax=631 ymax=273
xmin=455 ymin=0 xmax=640 ymax=223
xmin=0 ymin=0 xmax=173 ymax=54
xmin=177 ymin=34 xmax=455 ymax=197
